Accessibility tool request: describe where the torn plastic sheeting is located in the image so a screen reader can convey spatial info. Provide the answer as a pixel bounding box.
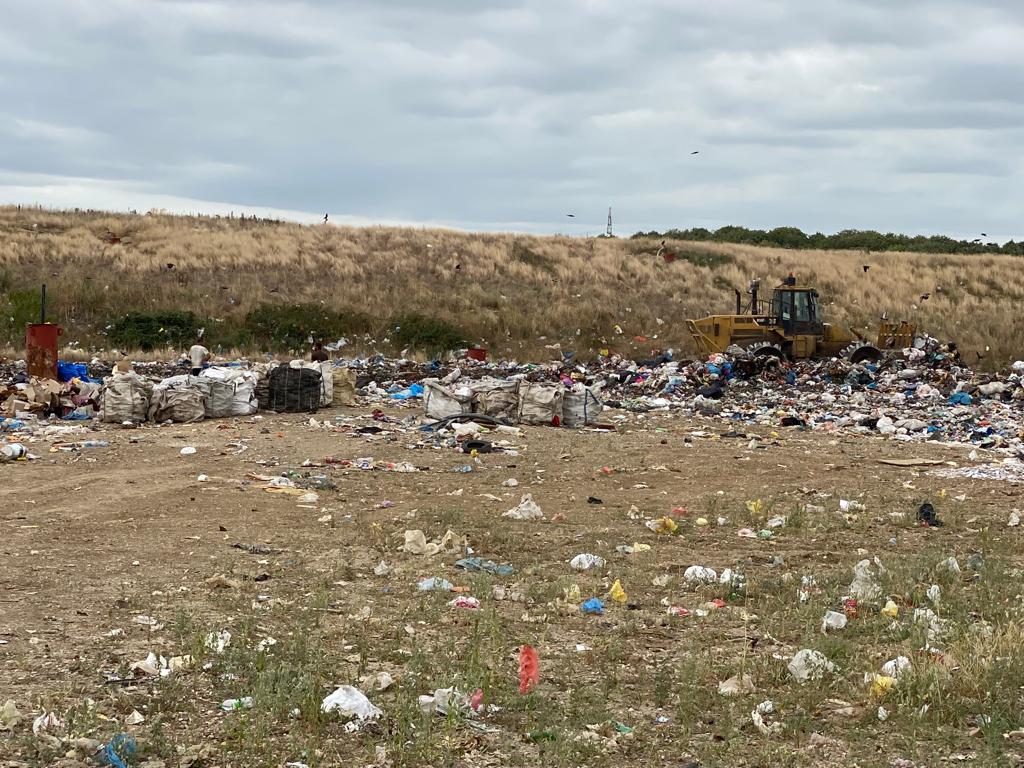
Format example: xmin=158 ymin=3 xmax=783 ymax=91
xmin=787 ymin=649 xmax=836 ymax=683
xmin=503 ymin=494 xmax=544 ymax=520
xmin=683 ymin=565 xmax=718 ymax=584
xmin=321 ymin=685 xmax=383 ymax=720
xmin=569 ymin=553 xmax=606 ymax=571
xmin=455 ymin=557 xmax=514 ymax=576
xmin=417 ymin=577 xmax=454 ymax=592
xmin=847 ymin=558 xmax=883 ymax=602
xmin=402 ymin=529 xmax=466 ymax=556
xmin=751 ymin=700 xmax=782 ymax=736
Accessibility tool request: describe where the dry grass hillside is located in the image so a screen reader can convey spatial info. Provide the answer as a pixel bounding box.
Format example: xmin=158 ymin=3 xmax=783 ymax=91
xmin=0 ymin=205 xmax=1021 ymax=365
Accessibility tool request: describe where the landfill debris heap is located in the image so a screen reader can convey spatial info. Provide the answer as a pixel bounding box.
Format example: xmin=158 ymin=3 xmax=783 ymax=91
xmin=4 ymin=335 xmax=1024 ymax=456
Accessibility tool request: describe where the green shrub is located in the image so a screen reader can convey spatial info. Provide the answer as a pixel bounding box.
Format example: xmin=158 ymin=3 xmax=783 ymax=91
xmin=107 ymin=311 xmax=202 ymax=351
xmin=1 ymin=289 xmax=44 ymax=338
xmin=389 ymin=313 xmax=465 ymax=354
xmin=244 ymin=303 xmax=372 ymax=350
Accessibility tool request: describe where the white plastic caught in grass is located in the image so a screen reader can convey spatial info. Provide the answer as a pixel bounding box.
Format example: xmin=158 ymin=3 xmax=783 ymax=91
xmin=882 ymin=655 xmax=911 ymax=678
xmin=570 ymin=554 xmax=606 ymax=571
xmin=787 ymin=649 xmax=836 ymax=683
xmin=751 ymin=700 xmax=782 ymax=735
xmin=821 ymin=610 xmax=848 ymax=633
xmin=204 ymin=630 xmax=232 ymax=654
xmin=321 ymin=685 xmax=382 ymax=721
xmin=683 ymin=566 xmax=718 ymax=584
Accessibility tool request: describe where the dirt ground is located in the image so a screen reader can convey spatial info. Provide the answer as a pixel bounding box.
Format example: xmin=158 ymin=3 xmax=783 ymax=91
xmin=2 ymin=404 xmax=1022 ymax=768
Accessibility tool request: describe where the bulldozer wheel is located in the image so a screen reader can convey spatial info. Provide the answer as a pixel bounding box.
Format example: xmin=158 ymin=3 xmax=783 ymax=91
xmin=844 ymin=342 xmax=882 ymax=364
xmin=746 ymin=342 xmax=786 ymax=361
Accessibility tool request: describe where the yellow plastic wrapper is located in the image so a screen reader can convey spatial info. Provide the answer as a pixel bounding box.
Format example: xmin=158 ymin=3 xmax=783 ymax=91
xmin=608 ymin=579 xmax=628 ymax=604
xmin=881 ymin=599 xmax=899 ymax=618
xmin=870 ymin=674 xmax=895 ymax=697
xmin=745 ymin=499 xmax=764 ymax=515
xmin=647 ymin=516 xmax=678 ymax=535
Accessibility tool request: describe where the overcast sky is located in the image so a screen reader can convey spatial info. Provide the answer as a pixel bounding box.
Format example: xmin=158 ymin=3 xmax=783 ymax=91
xmin=1 ymin=0 xmax=1021 ymax=239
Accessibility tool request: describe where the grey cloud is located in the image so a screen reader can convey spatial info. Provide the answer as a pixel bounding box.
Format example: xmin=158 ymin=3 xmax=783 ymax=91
xmin=0 ymin=0 xmax=1022 ymax=239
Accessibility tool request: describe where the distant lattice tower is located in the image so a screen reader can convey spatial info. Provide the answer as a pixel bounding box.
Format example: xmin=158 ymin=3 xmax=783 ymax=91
xmin=606 ymin=207 xmax=613 ymax=237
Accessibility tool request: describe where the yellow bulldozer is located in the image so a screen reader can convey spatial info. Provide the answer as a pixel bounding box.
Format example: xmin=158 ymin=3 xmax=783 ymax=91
xmin=686 ymin=275 xmax=915 ymax=363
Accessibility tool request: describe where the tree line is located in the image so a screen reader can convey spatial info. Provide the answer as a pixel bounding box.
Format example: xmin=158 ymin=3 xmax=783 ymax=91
xmin=631 ymin=226 xmax=1024 ymax=255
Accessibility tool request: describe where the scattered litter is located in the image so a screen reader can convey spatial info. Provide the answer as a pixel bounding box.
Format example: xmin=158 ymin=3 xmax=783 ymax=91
xmin=646 ymin=516 xmax=678 ymax=534
xmin=917 ymin=502 xmax=943 ymax=527
xmin=32 ymin=711 xmax=63 ymax=735
xmin=607 ymin=579 xmax=628 ymax=603
xmin=519 ymin=645 xmax=540 ymax=694
xmin=616 ymin=543 xmax=651 ymax=555
xmin=448 ymin=596 xmax=481 ymax=610
xmin=821 ymin=610 xmax=848 ymax=632
xmin=220 ymin=697 xmax=254 ymax=712
xmin=581 ymin=598 xmax=605 ymax=615
xmin=321 ymin=685 xmax=383 ymax=723
xmin=787 ymin=649 xmax=836 ymax=682
xmin=878 ymin=458 xmax=944 ymax=467
xmin=882 ymin=656 xmax=911 ymax=678
xmin=455 ymin=557 xmax=514 ymax=576
xmin=402 ymin=529 xmax=465 ymax=556
xmin=751 ymin=700 xmax=782 ymax=736
xmin=205 ymin=574 xmax=242 ymax=590
xmin=204 ymin=629 xmax=232 ymax=654
xmin=180 ymin=446 xmax=197 ymax=456
xmin=684 ymin=565 xmax=718 ymax=584
xmin=848 ymin=558 xmax=883 ymax=601
xmin=503 ymin=494 xmax=544 ymax=520
xmin=570 ymin=553 xmax=606 ymax=571
xmin=0 ymin=700 xmax=22 ymax=731
xmin=719 ymin=674 xmax=755 ymax=696
xmin=360 ymin=671 xmax=396 ymax=692
xmin=418 ymin=577 xmax=454 ymax=592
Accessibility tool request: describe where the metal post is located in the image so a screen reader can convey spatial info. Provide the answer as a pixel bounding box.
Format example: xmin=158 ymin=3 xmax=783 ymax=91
xmin=40 ymin=284 xmax=46 ymax=324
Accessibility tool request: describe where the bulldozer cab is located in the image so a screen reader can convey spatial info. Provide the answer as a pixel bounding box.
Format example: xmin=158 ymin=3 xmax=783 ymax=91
xmin=770 ymin=286 xmax=823 ymax=338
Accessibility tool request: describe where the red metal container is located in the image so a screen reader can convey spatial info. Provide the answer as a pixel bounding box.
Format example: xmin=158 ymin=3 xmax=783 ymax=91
xmin=466 ymin=347 xmax=487 ymax=361
xmin=26 ymin=323 xmax=62 ymax=380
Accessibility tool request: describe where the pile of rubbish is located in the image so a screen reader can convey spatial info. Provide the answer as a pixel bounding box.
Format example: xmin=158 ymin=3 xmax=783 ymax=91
xmin=5 ymin=333 xmax=1024 ymax=454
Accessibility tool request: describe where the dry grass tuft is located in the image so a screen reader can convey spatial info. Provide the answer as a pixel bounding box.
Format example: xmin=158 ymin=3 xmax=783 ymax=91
xmin=0 ymin=206 xmax=1021 ymax=364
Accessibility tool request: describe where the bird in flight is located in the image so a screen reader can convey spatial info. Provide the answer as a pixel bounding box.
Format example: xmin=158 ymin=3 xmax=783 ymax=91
xmin=690 ymin=151 xmax=699 ymax=155
xmin=981 ymin=232 xmax=987 ymax=237
xmin=566 ymin=214 xmax=576 ymax=217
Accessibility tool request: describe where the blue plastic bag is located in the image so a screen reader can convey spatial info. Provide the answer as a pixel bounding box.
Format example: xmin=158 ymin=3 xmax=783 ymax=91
xmin=581 ymin=597 xmax=604 ymax=615
xmin=390 ymin=383 xmax=424 ymax=400
xmin=57 ymin=361 xmax=89 ymax=382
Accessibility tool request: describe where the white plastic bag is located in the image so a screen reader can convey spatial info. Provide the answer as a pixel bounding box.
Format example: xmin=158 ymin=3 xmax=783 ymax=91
xmin=321 ymin=685 xmax=383 ymax=720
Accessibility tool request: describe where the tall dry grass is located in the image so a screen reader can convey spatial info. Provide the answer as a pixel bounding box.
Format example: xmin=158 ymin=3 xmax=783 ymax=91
xmin=0 ymin=205 xmax=1021 ymax=366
